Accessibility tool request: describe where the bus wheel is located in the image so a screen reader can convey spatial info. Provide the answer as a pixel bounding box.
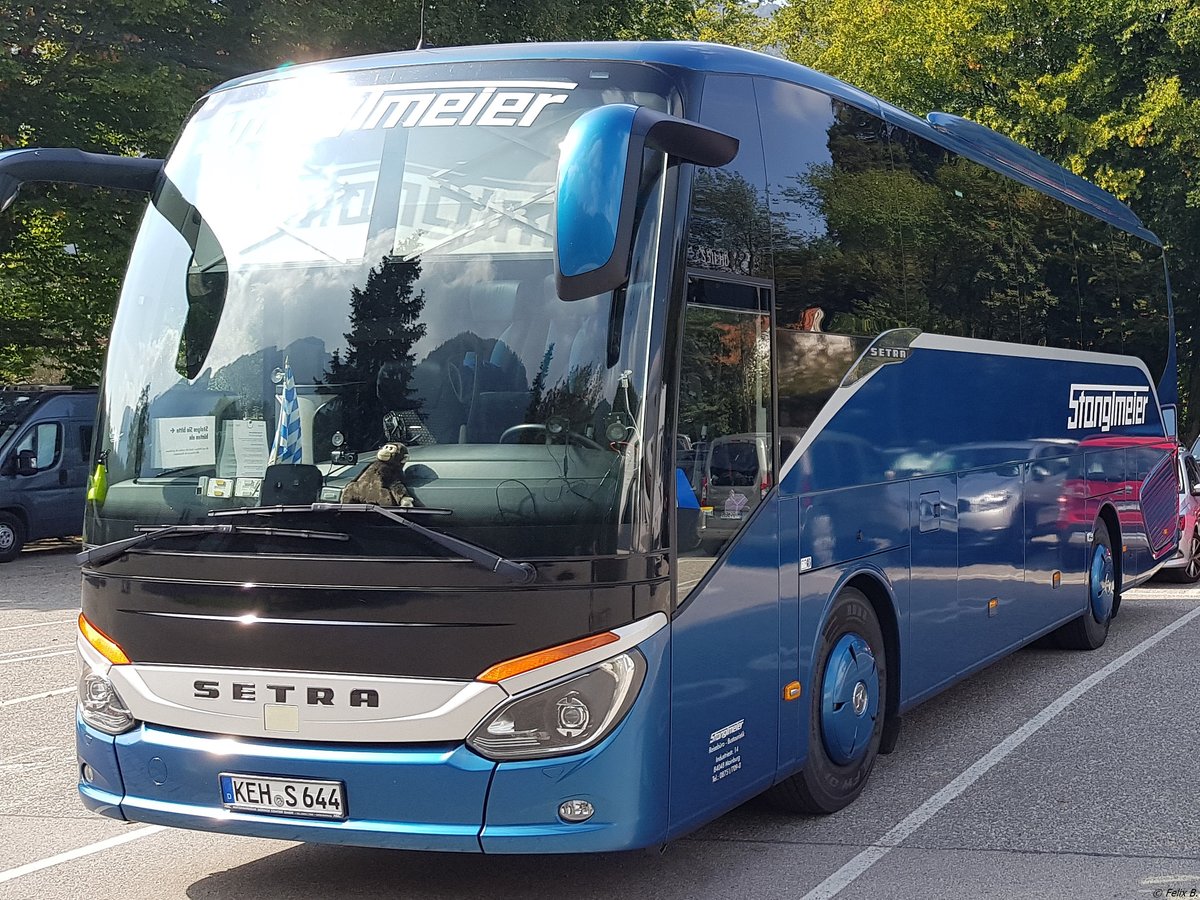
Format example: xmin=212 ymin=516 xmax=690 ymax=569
xmin=1054 ymin=524 xmax=1116 ymax=650
xmin=0 ymin=513 xmax=25 ymax=563
xmin=766 ymin=586 xmax=885 ymax=814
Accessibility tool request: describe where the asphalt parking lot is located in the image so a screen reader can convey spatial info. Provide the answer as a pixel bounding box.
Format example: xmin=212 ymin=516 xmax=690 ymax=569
xmin=0 ymin=542 xmax=1198 ymax=899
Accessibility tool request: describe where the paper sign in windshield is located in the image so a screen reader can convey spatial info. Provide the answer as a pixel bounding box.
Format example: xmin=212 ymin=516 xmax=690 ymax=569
xmin=218 ymin=420 xmax=270 ymax=477
xmin=155 ymin=416 xmax=216 ymax=469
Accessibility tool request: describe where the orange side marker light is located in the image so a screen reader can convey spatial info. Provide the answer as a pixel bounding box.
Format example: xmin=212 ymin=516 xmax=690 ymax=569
xmin=79 ymin=613 xmax=131 ymax=665
xmin=478 ymin=632 xmax=619 ymax=683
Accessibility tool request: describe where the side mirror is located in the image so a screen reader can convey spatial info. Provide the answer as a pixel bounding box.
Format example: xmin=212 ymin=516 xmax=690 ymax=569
xmin=0 ymin=147 xmax=163 ymax=213
xmin=16 ymin=449 xmax=38 ymax=476
xmin=554 ymin=105 xmax=738 ymax=301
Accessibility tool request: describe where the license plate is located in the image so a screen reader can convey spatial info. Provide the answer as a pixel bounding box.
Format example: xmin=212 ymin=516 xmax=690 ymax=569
xmin=219 ymin=773 xmax=346 ymax=820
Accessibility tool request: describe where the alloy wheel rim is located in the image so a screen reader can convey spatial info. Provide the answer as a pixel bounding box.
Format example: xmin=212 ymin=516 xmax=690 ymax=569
xmin=1188 ymin=531 xmax=1200 ymax=580
xmin=0 ymin=525 xmax=12 ymax=551
xmin=820 ymin=632 xmax=879 ymax=766
xmin=1089 ymin=541 xmax=1114 ymax=623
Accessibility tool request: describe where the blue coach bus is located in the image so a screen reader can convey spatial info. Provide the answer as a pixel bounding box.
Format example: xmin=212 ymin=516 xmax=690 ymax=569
xmin=1 ymin=41 xmax=1178 ymax=852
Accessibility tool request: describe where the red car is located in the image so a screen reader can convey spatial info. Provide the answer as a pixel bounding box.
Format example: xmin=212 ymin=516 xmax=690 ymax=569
xmin=1057 ymin=435 xmax=1179 ymax=566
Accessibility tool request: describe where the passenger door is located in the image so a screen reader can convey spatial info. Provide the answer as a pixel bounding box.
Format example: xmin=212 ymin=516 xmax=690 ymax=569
xmin=673 ymin=274 xmax=773 ymax=582
xmin=6 ymin=421 xmax=73 ymax=539
xmin=668 ymin=73 xmax=784 ymax=837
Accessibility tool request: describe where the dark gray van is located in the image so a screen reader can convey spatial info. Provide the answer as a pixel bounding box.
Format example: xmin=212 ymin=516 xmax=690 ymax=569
xmin=0 ymin=386 xmax=97 ymax=561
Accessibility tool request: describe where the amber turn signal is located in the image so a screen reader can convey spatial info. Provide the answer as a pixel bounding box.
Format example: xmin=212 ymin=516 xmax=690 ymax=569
xmin=478 ymin=632 xmax=619 ymax=683
xmin=78 ymin=613 xmax=131 ymax=665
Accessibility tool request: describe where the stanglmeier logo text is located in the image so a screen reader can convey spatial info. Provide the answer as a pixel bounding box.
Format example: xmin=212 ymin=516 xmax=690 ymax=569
xmin=1066 ymin=383 xmax=1150 ymax=432
xmin=344 ymin=80 xmax=577 ymax=132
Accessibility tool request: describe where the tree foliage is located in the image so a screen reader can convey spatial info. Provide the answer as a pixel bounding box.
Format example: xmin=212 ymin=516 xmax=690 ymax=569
xmin=0 ymin=0 xmax=701 ymax=385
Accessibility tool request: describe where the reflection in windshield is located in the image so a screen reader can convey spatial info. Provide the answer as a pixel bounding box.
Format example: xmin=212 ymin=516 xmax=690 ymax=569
xmin=86 ymin=61 xmax=677 ymax=560
xmin=0 ymin=394 xmax=36 ymax=446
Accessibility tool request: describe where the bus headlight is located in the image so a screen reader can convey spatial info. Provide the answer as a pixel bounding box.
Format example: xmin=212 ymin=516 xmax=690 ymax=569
xmin=467 ymin=651 xmax=645 ymax=760
xmin=78 ymin=671 xmax=136 ymax=735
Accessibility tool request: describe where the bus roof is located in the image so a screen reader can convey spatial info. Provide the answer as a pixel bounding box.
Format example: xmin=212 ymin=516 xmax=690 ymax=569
xmin=209 ymin=41 xmax=1158 ymax=246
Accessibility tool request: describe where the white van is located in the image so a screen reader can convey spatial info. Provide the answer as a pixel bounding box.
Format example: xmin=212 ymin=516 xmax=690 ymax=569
xmin=700 ymin=433 xmax=771 ymax=547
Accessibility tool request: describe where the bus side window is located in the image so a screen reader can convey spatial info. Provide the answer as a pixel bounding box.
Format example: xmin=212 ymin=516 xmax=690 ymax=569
xmin=673 ymin=73 xmax=775 ymax=591
xmin=675 ymin=281 xmax=772 ymax=566
xmin=756 ymin=77 xmax=899 ymax=340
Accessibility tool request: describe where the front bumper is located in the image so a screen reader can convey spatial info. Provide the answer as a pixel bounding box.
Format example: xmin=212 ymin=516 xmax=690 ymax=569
xmin=77 ymin=627 xmax=671 ymax=853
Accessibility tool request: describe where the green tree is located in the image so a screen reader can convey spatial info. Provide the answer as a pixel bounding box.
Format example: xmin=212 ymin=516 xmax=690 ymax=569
xmin=0 ymin=2 xmax=248 ymax=383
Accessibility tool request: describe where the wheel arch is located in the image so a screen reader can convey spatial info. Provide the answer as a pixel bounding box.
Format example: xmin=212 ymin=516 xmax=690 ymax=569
xmin=1095 ymin=502 xmax=1122 ymax=592
xmin=837 ymin=569 xmax=901 ymax=735
xmin=0 ymin=506 xmax=28 ymax=530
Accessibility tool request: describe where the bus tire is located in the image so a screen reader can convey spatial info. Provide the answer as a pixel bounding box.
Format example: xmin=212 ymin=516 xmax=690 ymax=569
xmin=1054 ymin=524 xmax=1116 ymax=650
xmin=765 ymin=586 xmax=885 ymax=814
xmin=0 ymin=512 xmax=25 ymax=563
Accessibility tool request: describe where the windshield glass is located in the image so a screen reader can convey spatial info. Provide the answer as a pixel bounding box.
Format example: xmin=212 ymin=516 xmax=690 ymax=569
xmin=0 ymin=393 xmax=38 ymax=446
xmin=86 ymin=60 xmax=678 ymax=558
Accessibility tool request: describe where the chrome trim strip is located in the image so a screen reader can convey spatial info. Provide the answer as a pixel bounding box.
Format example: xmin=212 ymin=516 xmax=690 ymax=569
xmin=84 ymin=613 xmax=670 ymax=744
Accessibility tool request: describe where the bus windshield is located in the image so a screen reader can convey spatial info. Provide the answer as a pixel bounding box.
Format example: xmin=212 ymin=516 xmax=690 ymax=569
xmin=86 ymin=60 xmax=678 ymax=558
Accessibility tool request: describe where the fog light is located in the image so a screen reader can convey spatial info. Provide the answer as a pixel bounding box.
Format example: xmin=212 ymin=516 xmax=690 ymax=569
xmin=81 ymin=763 xmax=94 ymax=783
xmin=558 ymin=799 xmax=595 ymax=823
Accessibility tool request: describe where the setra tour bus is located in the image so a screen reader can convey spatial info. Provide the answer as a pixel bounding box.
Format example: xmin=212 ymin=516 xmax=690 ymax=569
xmin=0 ymin=41 xmax=1179 ymax=853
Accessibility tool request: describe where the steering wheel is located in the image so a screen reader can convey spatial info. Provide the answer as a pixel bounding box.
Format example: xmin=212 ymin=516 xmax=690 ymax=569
xmin=498 ymin=423 xmax=606 ymax=450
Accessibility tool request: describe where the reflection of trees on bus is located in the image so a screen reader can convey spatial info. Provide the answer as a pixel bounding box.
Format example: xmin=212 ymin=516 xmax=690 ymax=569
xmin=128 ymin=384 xmax=150 ymax=480
xmin=773 ymin=106 xmax=904 ymax=334
xmin=324 ymin=254 xmax=427 ymax=452
xmin=526 ymin=362 xmax=606 ymax=436
xmin=687 ymin=168 xmax=771 ymax=277
xmin=677 ymin=307 xmax=769 ymax=442
xmin=770 ymin=103 xmax=1169 ymax=383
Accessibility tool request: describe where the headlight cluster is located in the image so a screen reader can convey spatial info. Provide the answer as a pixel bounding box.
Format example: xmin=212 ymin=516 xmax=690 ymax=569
xmin=468 ymin=652 xmax=645 ymax=760
xmin=78 ymin=671 xmax=136 ymax=735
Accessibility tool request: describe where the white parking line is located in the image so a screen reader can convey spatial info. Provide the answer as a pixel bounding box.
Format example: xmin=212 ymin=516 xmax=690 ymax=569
xmin=0 ymin=644 xmax=66 ymax=658
xmin=0 ymin=650 xmax=72 ymax=666
xmin=801 ymin=603 xmax=1200 ymax=900
xmin=0 ymin=826 xmax=164 ymax=885
xmin=0 ymin=687 xmax=74 ymax=708
xmin=0 ymin=619 xmax=73 ymax=633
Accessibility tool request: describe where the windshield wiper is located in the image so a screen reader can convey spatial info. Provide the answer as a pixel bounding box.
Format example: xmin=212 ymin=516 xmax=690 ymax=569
xmin=210 ymin=502 xmax=537 ymax=584
xmin=136 ymin=466 xmax=211 ymax=480
xmin=77 ymin=523 xmax=350 ymax=568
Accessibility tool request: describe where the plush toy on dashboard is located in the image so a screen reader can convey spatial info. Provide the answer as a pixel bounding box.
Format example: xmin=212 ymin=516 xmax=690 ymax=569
xmin=341 ymin=442 xmax=413 ymax=507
